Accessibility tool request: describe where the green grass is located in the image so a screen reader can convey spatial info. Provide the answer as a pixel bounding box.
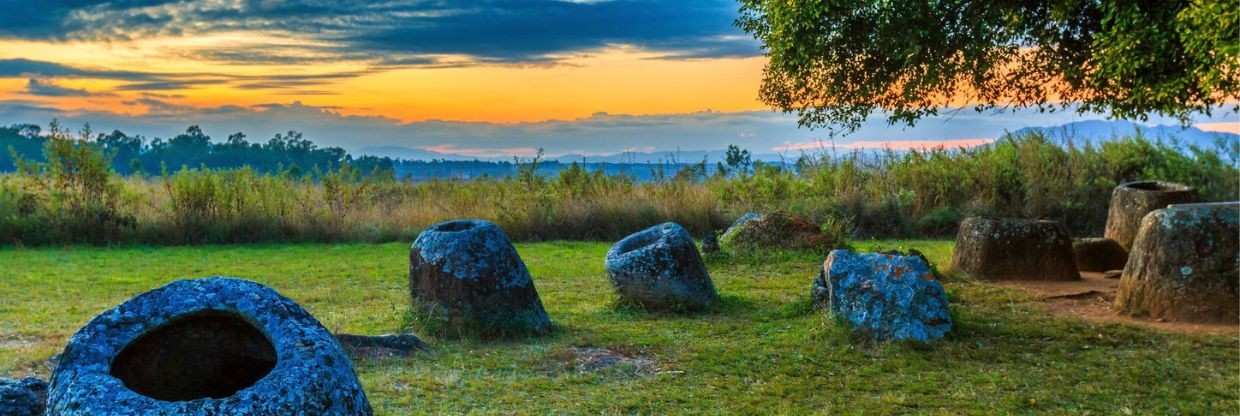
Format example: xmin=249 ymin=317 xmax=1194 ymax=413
xmin=1 ymin=240 xmax=1236 ymax=414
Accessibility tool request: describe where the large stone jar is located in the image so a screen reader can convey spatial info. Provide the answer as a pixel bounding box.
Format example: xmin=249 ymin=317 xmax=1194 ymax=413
xmin=605 ymin=222 xmax=719 ymax=311
xmin=951 ymin=217 xmax=1079 ymax=281
xmin=1104 ymin=181 xmax=1197 ymax=252
xmin=47 ymin=277 xmax=372 ymax=415
xmin=1115 ymin=202 xmax=1239 ymax=323
xmin=409 ymin=219 xmax=553 ymax=338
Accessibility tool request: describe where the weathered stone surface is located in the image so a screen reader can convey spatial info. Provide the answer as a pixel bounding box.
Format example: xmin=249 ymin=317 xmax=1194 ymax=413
xmin=812 ymin=250 xmax=952 ymax=342
xmin=605 ymin=222 xmax=719 ymax=311
xmin=410 ymin=219 xmax=552 ymax=337
xmin=0 ymin=377 xmax=46 ymax=416
xmin=1072 ymin=237 xmax=1129 ymax=272
xmin=335 ymin=333 xmax=427 ymax=357
xmin=1115 ymin=202 xmax=1240 ymax=323
xmin=725 ymin=212 xmax=763 ymax=234
xmin=951 ymin=217 xmax=1079 ymax=281
xmin=1104 ymin=181 xmax=1197 ymax=251
xmin=48 ymin=277 xmax=371 ymax=415
xmin=719 ymin=211 xmax=836 ymax=252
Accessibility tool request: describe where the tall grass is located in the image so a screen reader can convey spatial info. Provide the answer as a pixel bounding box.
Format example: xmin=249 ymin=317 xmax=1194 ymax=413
xmin=716 ymin=132 xmax=1238 ymax=237
xmin=0 ymin=131 xmax=1234 ymax=246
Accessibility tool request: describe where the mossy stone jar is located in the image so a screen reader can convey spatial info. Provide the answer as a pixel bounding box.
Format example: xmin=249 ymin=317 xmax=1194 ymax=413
xmin=47 ymin=277 xmax=372 ymax=416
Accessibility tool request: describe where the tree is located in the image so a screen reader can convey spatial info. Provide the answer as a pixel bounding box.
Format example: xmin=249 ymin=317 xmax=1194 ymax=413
xmin=725 ymin=145 xmax=753 ymax=176
xmin=737 ymin=0 xmax=1239 ymax=132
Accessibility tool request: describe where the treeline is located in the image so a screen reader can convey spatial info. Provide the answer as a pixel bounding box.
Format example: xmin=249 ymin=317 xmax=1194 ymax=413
xmin=392 ymin=160 xmax=727 ymax=182
xmin=0 ymin=125 xmax=1235 ymax=246
xmin=0 ymin=122 xmax=396 ymax=178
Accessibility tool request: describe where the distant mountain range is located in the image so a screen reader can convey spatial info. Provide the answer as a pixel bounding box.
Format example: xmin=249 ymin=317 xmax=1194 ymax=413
xmin=355 ymin=145 xmax=483 ymax=161
xmin=547 ymin=150 xmax=791 ymax=164
xmin=360 ymin=146 xmax=793 ymax=163
xmin=1012 ymin=120 xmax=1237 ymax=148
xmin=362 ymin=119 xmax=1237 ymax=162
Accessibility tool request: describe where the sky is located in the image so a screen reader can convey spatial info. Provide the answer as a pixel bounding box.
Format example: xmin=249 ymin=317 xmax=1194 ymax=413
xmin=0 ymin=0 xmax=1235 ymax=157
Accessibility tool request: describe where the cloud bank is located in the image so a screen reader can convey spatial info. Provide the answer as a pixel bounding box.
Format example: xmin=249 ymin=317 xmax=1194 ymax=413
xmin=0 ymin=1 xmax=759 ymax=67
xmin=2 ymin=100 xmax=1230 ymax=158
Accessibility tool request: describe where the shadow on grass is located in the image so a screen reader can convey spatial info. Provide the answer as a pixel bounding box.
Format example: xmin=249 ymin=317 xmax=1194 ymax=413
xmin=597 ymin=292 xmax=763 ymax=321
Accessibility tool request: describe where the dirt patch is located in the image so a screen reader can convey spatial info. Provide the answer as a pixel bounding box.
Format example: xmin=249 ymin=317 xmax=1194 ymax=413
xmin=557 ymin=347 xmax=657 ymax=375
xmin=993 ymin=272 xmax=1238 ymax=336
xmin=0 ymin=335 xmax=37 ymax=350
xmin=335 ymin=334 xmax=427 ymax=360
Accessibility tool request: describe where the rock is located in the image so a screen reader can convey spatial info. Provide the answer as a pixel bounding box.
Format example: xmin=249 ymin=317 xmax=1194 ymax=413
xmin=1103 ymin=270 xmax=1123 ymax=279
xmin=1115 ymin=202 xmax=1239 ymax=323
xmin=813 ymin=250 xmax=952 ymax=342
xmin=720 ymin=211 xmax=836 ymax=252
xmin=409 ymin=219 xmax=553 ymax=338
xmin=1104 ymin=181 xmax=1197 ymax=251
xmin=335 ymin=333 xmax=428 ymax=358
xmin=47 ymin=277 xmax=371 ymax=415
xmin=951 ymin=217 xmax=1079 ymax=281
xmin=605 ymin=222 xmax=719 ymax=311
xmin=726 ymin=212 xmax=763 ymax=233
xmin=337 ymin=332 xmax=429 ymax=357
xmin=700 ymin=231 xmax=720 ymax=255
xmin=0 ymin=377 xmax=46 ymax=416
xmin=1072 ymin=238 xmax=1128 ymax=272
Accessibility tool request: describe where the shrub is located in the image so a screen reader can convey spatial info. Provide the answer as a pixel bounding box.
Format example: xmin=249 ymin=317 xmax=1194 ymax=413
xmin=915 ymin=207 xmax=963 ymax=237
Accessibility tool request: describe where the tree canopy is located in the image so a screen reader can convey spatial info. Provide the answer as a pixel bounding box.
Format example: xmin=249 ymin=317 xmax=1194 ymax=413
xmin=737 ymin=0 xmax=1239 ymax=132
xmin=0 ymin=123 xmax=395 ymax=178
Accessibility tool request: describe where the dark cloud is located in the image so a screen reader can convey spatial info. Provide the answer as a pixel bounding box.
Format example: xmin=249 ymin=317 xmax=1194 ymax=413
xmin=0 ymin=58 xmax=366 ymax=94
xmin=139 ymin=92 xmax=186 ymax=99
xmin=0 ymin=100 xmax=61 ymax=118
xmin=0 ymin=1 xmax=181 ymax=39
xmin=271 ymin=90 xmax=337 ymax=96
xmin=120 ymin=97 xmax=192 ymax=113
xmin=329 ymin=0 xmax=758 ymax=62
xmin=0 ymin=1 xmax=761 ymax=66
xmin=0 ymin=58 xmax=157 ymax=80
xmin=112 ymin=79 xmax=230 ymax=91
xmin=25 ymin=78 xmax=93 ymax=97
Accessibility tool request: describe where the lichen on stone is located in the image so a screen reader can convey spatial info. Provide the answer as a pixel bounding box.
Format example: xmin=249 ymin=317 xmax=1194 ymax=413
xmin=605 ymin=222 xmax=719 ymax=311
xmin=719 ymin=211 xmax=837 ymax=253
xmin=412 ymin=219 xmax=533 ymax=288
xmin=47 ymin=277 xmax=372 ymax=416
xmin=1115 ymin=202 xmax=1239 ymax=323
xmin=0 ymin=377 xmax=46 ymax=416
xmin=951 ymin=217 xmax=1079 ymax=281
xmin=409 ymin=219 xmax=553 ymax=338
xmin=814 ymin=250 xmax=953 ymax=342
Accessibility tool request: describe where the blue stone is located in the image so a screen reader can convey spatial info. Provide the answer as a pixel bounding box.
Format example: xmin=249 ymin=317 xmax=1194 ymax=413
xmin=47 ymin=277 xmax=372 ymax=415
xmin=813 ymin=250 xmax=952 ymax=342
xmin=606 ymin=222 xmax=719 ymax=311
xmin=730 ymin=212 xmax=764 ymax=230
xmin=0 ymin=377 xmax=46 ymax=416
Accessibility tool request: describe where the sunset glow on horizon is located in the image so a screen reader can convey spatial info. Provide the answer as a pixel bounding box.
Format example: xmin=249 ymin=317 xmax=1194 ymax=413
xmin=0 ymin=38 xmax=768 ymax=123
xmin=0 ymin=1 xmax=773 ymax=124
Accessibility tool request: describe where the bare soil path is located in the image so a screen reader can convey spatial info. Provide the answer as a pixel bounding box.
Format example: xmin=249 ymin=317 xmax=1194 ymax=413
xmin=994 ymin=272 xmax=1239 ymax=336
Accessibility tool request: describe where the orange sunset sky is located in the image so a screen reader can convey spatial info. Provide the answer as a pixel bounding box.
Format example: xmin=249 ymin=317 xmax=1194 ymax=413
xmin=0 ymin=1 xmax=1234 ymax=157
xmin=0 ymin=39 xmax=768 ymax=123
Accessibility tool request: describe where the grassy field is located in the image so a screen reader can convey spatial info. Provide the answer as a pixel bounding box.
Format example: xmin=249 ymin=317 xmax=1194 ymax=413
xmin=0 ymin=240 xmax=1236 ymax=414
